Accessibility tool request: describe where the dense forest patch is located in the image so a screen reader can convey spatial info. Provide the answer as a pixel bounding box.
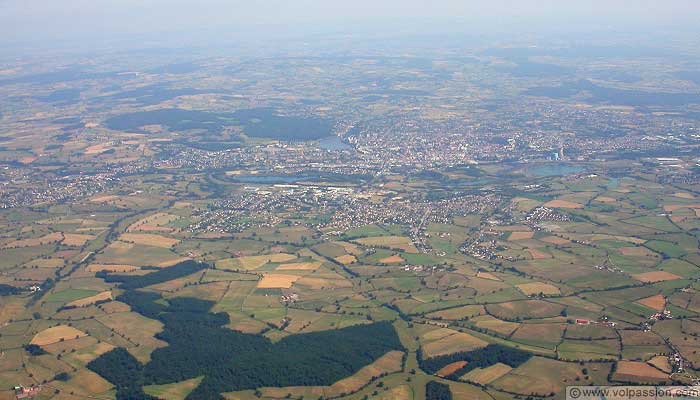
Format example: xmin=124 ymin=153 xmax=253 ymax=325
xmin=426 ymin=381 xmax=453 ymax=400
xmin=0 ymin=283 xmax=23 ymax=295
xmin=96 ymin=260 xmax=208 ymax=289
xmin=88 ymin=288 xmax=403 ymax=399
xmin=418 ymin=344 xmax=532 ymax=379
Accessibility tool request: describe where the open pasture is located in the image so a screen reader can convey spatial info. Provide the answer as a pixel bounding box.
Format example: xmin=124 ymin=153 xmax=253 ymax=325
xmin=471 ymin=315 xmax=520 ymax=336
xmin=144 ymin=376 xmax=204 ymax=400
xmin=334 ymin=254 xmax=357 ymax=265
xmin=421 ymin=329 xmax=488 ymax=358
xmin=62 ymin=233 xmax=96 ymax=246
xmin=511 ymin=323 xmax=565 ymax=349
xmin=378 ymin=254 xmax=405 ymax=264
xmin=486 ymin=300 xmax=565 ymax=320
xmin=612 ymin=361 xmax=669 ymax=384
xmin=426 ymin=305 xmax=484 ymax=321
xmin=543 ymin=199 xmax=584 ymax=209
xmin=216 ymin=253 xmax=297 ymax=271
xmin=492 ymin=357 xmax=607 ymax=397
xmin=66 ymin=290 xmax=113 ymax=308
xmin=540 ymin=236 xmax=571 ymax=245
xmin=516 ymin=282 xmax=560 ymax=296
xmin=353 ymin=235 xmax=419 ymax=253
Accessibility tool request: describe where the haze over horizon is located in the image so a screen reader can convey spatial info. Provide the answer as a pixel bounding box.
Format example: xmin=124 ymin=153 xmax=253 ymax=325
xmin=2 ymin=0 xmax=700 ymax=52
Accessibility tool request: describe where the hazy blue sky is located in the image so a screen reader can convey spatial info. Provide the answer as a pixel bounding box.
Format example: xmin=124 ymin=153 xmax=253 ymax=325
xmin=2 ymin=0 xmax=699 ymax=48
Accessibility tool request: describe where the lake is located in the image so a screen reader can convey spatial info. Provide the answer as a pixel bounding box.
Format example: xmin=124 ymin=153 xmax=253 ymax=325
xmin=527 ymin=164 xmax=585 ymax=177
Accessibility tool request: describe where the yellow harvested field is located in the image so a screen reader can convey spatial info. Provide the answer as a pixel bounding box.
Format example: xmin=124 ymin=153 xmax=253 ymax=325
xmin=127 ymin=212 xmax=180 ymax=232
xmin=492 ymin=225 xmax=531 ymax=232
xmin=69 ymin=369 xmax=113 ymax=395
xmin=257 ymin=274 xmax=301 ymax=289
xmin=217 ymin=253 xmax=297 ymax=271
xmin=426 ymin=305 xmax=484 ymax=321
xmin=87 ymin=264 xmax=139 ymax=273
xmin=509 ymin=231 xmax=534 ymax=240
xmin=636 ymin=294 xmax=665 ymax=312
xmin=472 ymin=315 xmax=520 ymax=336
xmin=62 ymin=233 xmax=95 ymax=247
xmin=157 ymin=257 xmax=192 ymax=268
xmin=195 ymin=232 xmax=233 ymax=239
xmin=71 ymin=342 xmax=115 ymax=364
xmin=324 ymin=350 xmax=403 ymax=396
xmin=19 ymin=156 xmax=37 ymax=164
xmin=595 ymin=196 xmax=617 ymax=203
xmin=107 ymin=241 xmax=134 ymax=250
xmin=544 ymin=199 xmax=584 ymax=209
xmin=119 ymin=233 xmax=179 ymax=248
xmin=590 ymin=234 xmax=646 ymax=244
xmin=527 ymin=249 xmax=550 ymax=260
xmin=25 ymin=258 xmax=64 ymax=268
xmin=422 ymin=328 xmax=459 ymax=342
xmin=2 ymin=232 xmax=63 ymax=248
xmin=674 ymin=192 xmax=695 ymax=199
xmin=377 ymin=386 xmax=412 ymax=400
xmin=461 ymin=363 xmax=513 ymax=385
xmin=144 ymin=377 xmax=204 ymax=400
xmin=101 ymin=301 xmax=131 ymax=314
xmin=540 ymin=236 xmax=570 ymax=245
xmin=131 ymin=225 xmax=173 ymax=233
xmin=66 ymin=291 xmax=113 ymax=308
xmin=84 ymin=143 xmax=112 ymax=155
xmin=664 ymin=204 xmax=700 ymax=212
xmin=436 ymin=361 xmax=468 ymax=378
xmin=620 ymin=246 xmax=656 ymax=257
xmin=613 ymin=361 xmax=668 ymax=383
xmin=31 ymin=325 xmax=88 ymax=346
xmin=97 ymin=312 xmax=166 ymax=362
xmin=517 ymin=282 xmax=560 ymax=296
xmin=333 ymin=241 xmax=363 ymax=255
xmin=353 ymin=236 xmax=419 ymax=253
xmin=295 ymin=276 xmax=353 ymax=289
xmin=422 ymin=331 xmax=488 ymax=358
xmin=90 ymin=195 xmax=119 ymax=203
xmin=334 ymin=255 xmax=357 ymax=265
xmin=632 ymin=271 xmax=682 ymax=283
xmin=0 ymin=298 xmax=27 ymax=324
xmin=476 ymin=271 xmax=500 ymax=281
xmin=276 ymin=262 xmax=321 ymax=271
xmin=648 ymin=355 xmax=672 ymax=373
xmin=378 ymin=255 xmax=405 ymax=264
